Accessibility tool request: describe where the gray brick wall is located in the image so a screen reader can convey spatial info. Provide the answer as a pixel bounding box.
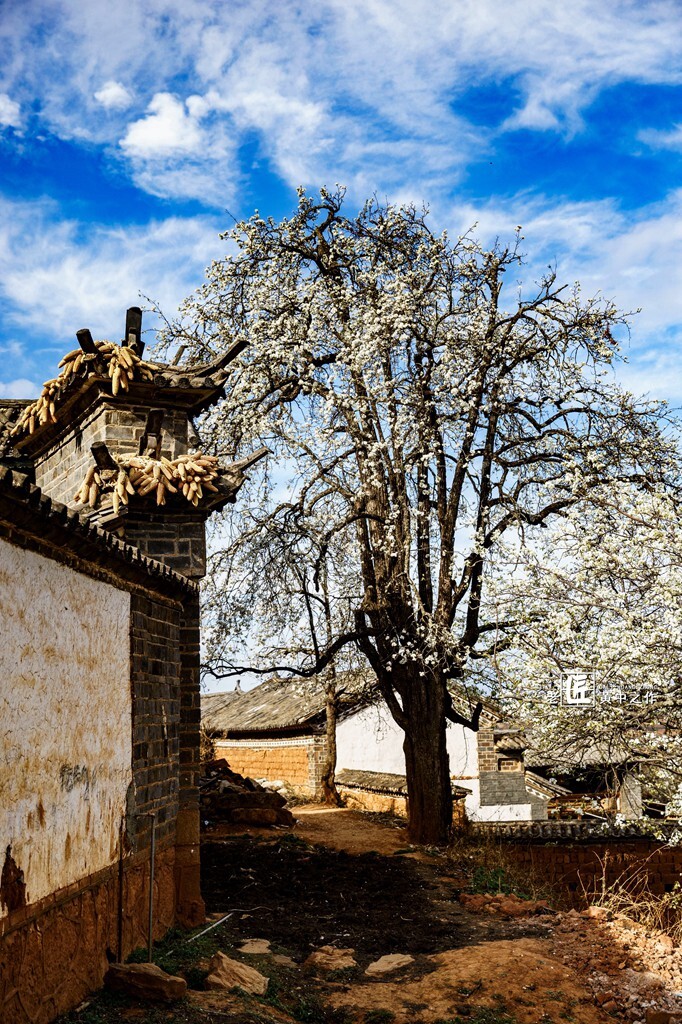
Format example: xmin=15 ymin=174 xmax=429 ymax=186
xmin=124 ymin=515 xmax=207 ymax=580
xmin=128 ymin=591 xmax=183 ymax=850
xmin=33 ymin=401 xmax=193 ymax=510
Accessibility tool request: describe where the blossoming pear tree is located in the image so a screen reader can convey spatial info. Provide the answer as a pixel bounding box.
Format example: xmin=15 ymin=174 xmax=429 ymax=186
xmin=161 ymin=188 xmax=674 ymax=844
xmin=489 ymin=482 xmax=682 ymax=809
xmin=202 ymin=505 xmax=365 ymax=805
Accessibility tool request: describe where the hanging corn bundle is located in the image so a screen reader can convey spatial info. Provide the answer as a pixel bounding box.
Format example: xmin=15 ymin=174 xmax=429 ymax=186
xmin=173 ymin=454 xmax=221 ymax=506
xmin=73 ymin=453 xmax=221 ymax=511
xmin=10 ymin=341 xmax=157 ymax=437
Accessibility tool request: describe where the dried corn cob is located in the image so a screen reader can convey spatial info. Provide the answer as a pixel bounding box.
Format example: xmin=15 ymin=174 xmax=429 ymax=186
xmin=73 ymin=451 xmax=222 ymax=510
xmin=10 ymin=339 xmax=158 ymax=436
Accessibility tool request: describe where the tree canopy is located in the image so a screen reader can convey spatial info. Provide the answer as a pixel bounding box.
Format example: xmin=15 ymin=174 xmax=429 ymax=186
xmin=490 ymin=482 xmax=682 ymax=807
xmin=162 ymin=188 xmax=677 ymax=842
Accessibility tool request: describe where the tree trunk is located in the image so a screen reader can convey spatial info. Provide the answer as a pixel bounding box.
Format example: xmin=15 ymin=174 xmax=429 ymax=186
xmin=321 ymin=689 xmax=343 ymax=805
xmin=401 ymin=677 xmax=452 ymax=845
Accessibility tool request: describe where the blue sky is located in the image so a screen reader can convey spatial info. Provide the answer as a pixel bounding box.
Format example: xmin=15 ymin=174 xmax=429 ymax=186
xmin=3 ymin=0 xmax=682 ymax=403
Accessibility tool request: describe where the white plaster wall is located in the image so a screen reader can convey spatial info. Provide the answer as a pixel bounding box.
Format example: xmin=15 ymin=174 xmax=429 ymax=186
xmin=336 ymin=705 xmax=479 ymax=779
xmin=336 ymin=704 xmax=406 ymax=774
xmin=447 ymin=722 xmax=478 ymax=777
xmin=335 ymin=704 xmax=535 ymax=821
xmin=0 ymin=538 xmax=132 ymax=915
xmin=468 ymin=800 xmax=535 ymax=822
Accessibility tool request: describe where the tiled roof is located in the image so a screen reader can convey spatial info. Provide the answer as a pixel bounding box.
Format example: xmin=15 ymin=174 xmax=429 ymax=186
xmin=0 ymin=465 xmax=196 ymax=595
xmin=1 ymin=339 xmax=247 ymax=456
xmin=0 ymin=401 xmax=29 ymax=458
xmin=471 ymin=819 xmax=677 ymax=842
xmin=202 ymin=672 xmax=375 ymax=735
xmin=525 ymin=739 xmax=638 ymax=770
xmin=336 ymin=768 xmax=470 ymax=799
xmin=203 ymin=673 xmax=503 ymax=737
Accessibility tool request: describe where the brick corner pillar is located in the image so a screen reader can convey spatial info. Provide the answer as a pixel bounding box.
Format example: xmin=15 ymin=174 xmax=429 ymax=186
xmin=175 ymin=589 xmax=206 ymax=927
xmin=307 ymin=736 xmax=328 ymax=798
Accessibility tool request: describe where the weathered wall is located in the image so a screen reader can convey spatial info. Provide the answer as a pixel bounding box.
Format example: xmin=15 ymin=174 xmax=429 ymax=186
xmin=0 ymin=537 xmax=132 ymax=914
xmin=337 ymin=788 xmax=409 ymax=817
xmin=336 ymin=787 xmax=467 ymax=828
xmin=0 ymin=843 xmax=176 ymax=1024
xmin=175 ymin=590 xmax=205 ymax=926
xmin=214 ymin=737 xmax=318 ymax=793
xmin=0 ymin=468 xmax=198 ymax=1024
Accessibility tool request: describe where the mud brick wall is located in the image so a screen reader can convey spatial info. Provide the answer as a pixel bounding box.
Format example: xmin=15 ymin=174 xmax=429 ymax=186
xmin=501 ymin=840 xmax=682 ymax=898
xmin=0 ymin=844 xmax=175 ymax=1024
xmin=338 ymin=788 xmax=409 ymax=816
xmin=337 ymin=789 xmax=467 ymax=828
xmin=215 ymin=736 xmax=324 ymax=795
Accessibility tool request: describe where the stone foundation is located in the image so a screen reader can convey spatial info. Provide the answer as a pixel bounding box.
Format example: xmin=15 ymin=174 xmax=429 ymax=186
xmin=0 ymin=844 xmax=175 ymax=1024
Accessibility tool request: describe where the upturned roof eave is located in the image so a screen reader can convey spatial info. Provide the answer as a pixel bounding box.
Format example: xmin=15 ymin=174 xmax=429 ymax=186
xmin=10 ymin=372 xmax=228 ymax=458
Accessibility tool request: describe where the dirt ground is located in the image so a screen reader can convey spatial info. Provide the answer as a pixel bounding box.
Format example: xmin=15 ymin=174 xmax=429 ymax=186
xmin=61 ymin=807 xmax=682 ymax=1024
xmin=293 ymin=805 xmax=419 ymax=856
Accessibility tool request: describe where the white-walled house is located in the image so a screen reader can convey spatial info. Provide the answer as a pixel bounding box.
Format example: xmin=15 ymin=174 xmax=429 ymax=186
xmin=334 ymin=702 xmax=546 ymax=822
xmin=202 ymin=675 xmax=550 ymax=823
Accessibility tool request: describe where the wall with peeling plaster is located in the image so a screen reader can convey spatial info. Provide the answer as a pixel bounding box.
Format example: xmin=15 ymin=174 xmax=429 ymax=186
xmin=0 ymin=536 xmax=132 ymax=916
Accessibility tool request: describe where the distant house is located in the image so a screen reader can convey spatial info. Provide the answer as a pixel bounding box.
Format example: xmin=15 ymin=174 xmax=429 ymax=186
xmin=526 ymin=740 xmax=643 ymax=819
xmin=201 ymin=674 xmax=551 ymax=822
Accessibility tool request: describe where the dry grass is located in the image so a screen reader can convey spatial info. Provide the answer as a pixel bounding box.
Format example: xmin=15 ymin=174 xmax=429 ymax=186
xmin=199 ymin=725 xmax=216 ymax=763
xmin=581 ymin=847 xmax=682 ymax=943
xmin=445 ymin=827 xmax=560 ymax=904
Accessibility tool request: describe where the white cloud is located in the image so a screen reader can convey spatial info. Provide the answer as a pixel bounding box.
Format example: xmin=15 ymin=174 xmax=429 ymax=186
xmin=121 ymin=92 xmax=203 ymax=157
xmin=0 ymin=378 xmax=39 ymax=399
xmin=118 ymin=91 xmax=237 ymax=203
xmin=0 ymin=93 xmax=21 ymax=128
xmin=0 ymin=195 xmax=226 ymax=353
xmin=94 ymin=80 xmax=132 ymax=110
xmin=3 ymin=1 xmax=682 ymax=201
xmin=443 ymin=188 xmax=682 ymax=401
xmin=638 ymin=123 xmax=682 ymax=151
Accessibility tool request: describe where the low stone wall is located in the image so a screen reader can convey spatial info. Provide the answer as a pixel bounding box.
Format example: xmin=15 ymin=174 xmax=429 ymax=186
xmin=500 ymin=839 xmax=682 ymax=898
xmin=338 ymin=787 xmax=408 ymax=817
xmin=0 ymin=843 xmax=175 ymax=1024
xmin=337 ymin=787 xmax=467 ymax=829
xmin=215 ymin=737 xmax=322 ymax=795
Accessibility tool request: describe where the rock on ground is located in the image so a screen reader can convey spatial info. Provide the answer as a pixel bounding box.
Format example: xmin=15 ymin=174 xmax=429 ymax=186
xmin=459 ymin=892 xmax=553 ymax=916
xmin=238 ymin=938 xmax=271 ymax=954
xmin=304 ymin=945 xmax=357 ymax=971
xmin=365 ymin=954 xmax=414 ymax=976
xmin=205 ymin=951 xmax=269 ymax=995
xmin=104 ymin=963 xmax=187 ymax=1003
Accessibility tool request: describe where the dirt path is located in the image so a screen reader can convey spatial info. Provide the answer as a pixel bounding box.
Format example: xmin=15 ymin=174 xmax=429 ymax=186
xmin=293 ymin=804 xmax=418 ymax=857
xmin=61 ymin=808 xmax=682 ymax=1024
xmin=198 ymin=814 xmax=609 ymax=1024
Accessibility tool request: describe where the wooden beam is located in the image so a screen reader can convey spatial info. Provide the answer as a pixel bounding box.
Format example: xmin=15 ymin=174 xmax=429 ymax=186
xmin=76 ymin=329 xmax=97 ymax=354
xmin=124 ymin=306 xmax=144 ymax=355
xmin=90 ymin=442 xmax=118 ymax=471
xmin=198 ymin=338 xmax=249 ymax=376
